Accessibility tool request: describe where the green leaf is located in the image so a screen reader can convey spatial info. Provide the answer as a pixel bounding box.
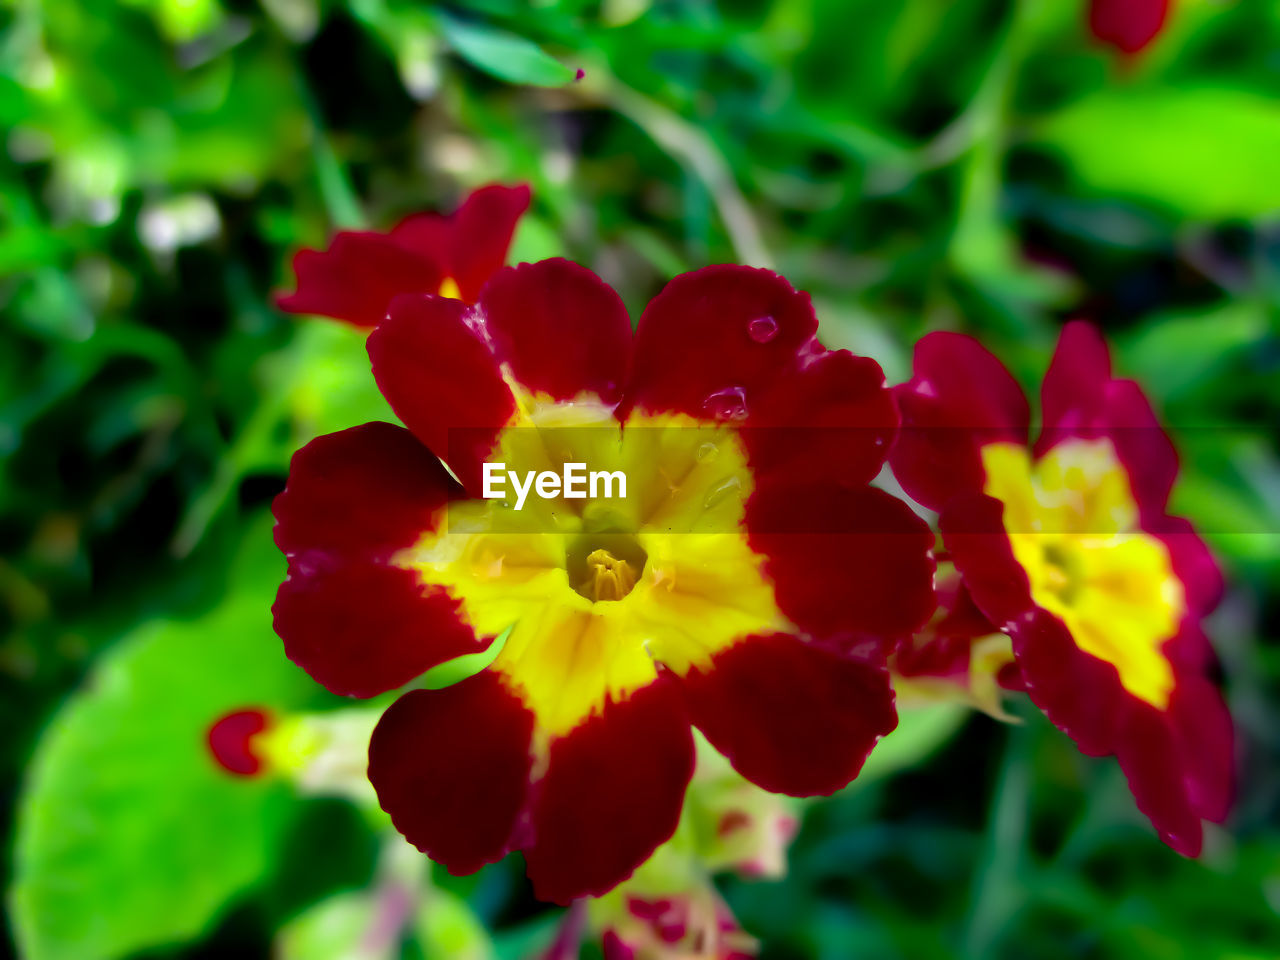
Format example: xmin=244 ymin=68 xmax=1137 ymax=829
xmin=9 ymin=517 xmax=317 ymax=960
xmin=1032 ymin=86 xmax=1280 ymax=220
xmin=439 ymin=14 xmax=577 ymax=87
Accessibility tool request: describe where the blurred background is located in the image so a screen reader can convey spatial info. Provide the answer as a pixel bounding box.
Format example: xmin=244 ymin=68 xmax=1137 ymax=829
xmin=2 ymin=0 xmax=1279 ymax=957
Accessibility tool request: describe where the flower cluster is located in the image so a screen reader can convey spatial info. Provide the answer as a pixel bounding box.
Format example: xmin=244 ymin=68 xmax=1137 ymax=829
xmin=265 ymin=185 xmax=1233 ymax=910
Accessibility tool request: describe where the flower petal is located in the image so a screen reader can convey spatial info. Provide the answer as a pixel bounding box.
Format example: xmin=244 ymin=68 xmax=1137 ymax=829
xmin=892 ymin=332 xmax=1030 ymax=511
xmin=746 ymin=484 xmax=936 ymax=643
xmin=367 ymin=294 xmax=517 ymax=491
xmin=278 ymin=233 xmax=443 ymax=328
xmin=678 ymin=632 xmax=897 ymax=796
xmin=1157 ymin=518 xmax=1223 ymax=619
xmin=478 ymin=259 xmax=632 ymax=404
xmin=743 ymin=350 xmax=897 ymax=490
xmin=523 ymin=679 xmax=694 ymax=904
xmin=938 ymin=493 xmax=1037 ymax=628
xmin=391 ymin=184 xmax=531 ymax=302
xmin=273 ymin=422 xmax=457 ymax=558
xmin=1009 ymin=608 xmax=1124 ymax=759
xmin=1168 ymin=669 xmax=1234 ymax=825
xmin=1115 ymin=703 xmax=1202 ymax=856
xmin=1037 ymin=323 xmax=1178 ymax=518
xmin=1040 ymin=320 xmax=1111 ymax=436
xmin=272 ymin=423 xmax=486 ymax=697
xmin=624 ymin=266 xmax=819 ymax=421
xmin=368 ymin=671 xmax=535 ymax=874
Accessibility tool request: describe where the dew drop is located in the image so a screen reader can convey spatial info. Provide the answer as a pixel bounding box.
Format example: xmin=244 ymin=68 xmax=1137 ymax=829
xmin=696 ymin=441 xmax=719 ymax=464
xmin=702 ymin=386 xmax=749 ymax=421
xmin=703 ymin=475 xmax=742 ymax=510
xmin=747 ymin=314 xmax=779 ymax=343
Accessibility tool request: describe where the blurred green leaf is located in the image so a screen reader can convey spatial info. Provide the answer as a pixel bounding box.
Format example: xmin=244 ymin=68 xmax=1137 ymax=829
xmin=439 ymin=14 xmax=577 ymax=87
xmin=8 ymin=516 xmax=315 ymax=960
xmin=1033 ymin=87 xmax=1280 ymax=220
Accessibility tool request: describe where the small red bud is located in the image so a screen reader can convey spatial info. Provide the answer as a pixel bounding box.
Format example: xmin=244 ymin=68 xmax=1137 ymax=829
xmin=1089 ymin=0 xmax=1171 ymax=54
xmin=207 ymin=708 xmax=271 ymax=776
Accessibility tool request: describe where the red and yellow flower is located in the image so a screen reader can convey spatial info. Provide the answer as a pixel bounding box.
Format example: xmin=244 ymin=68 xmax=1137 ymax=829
xmin=891 ymin=322 xmax=1232 ymax=856
xmin=277 ymin=183 xmax=530 ymax=327
xmin=272 ymin=259 xmax=936 ymax=902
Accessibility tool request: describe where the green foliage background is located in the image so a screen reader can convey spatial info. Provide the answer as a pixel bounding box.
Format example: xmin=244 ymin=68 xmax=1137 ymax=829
xmin=2 ymin=0 xmax=1279 ymax=957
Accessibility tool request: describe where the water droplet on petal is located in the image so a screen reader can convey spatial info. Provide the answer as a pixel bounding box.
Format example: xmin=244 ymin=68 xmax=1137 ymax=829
xmin=747 ymin=315 xmax=779 ymax=343
xmin=696 ymin=442 xmax=719 ymax=463
xmin=703 ymin=475 xmax=742 ymax=510
xmin=703 ymin=386 xmax=749 ymax=421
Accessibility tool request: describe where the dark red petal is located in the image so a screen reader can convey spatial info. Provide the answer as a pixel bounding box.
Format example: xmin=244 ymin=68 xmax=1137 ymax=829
xmin=206 ymin=709 xmax=270 ymax=777
xmin=1157 ymin=518 xmax=1223 ymax=620
xmin=1039 ymin=320 xmax=1111 ymax=437
xmin=277 ymin=233 xmax=443 ymax=328
xmin=272 ymin=423 xmax=484 ymax=697
xmin=1008 ymin=608 xmax=1124 ymax=759
xmin=1101 ymin=378 xmax=1179 ymax=520
xmin=523 ymin=680 xmax=694 ymax=904
xmin=368 ymin=672 xmax=535 ymax=874
xmin=274 ymin=562 xmax=483 ymax=698
xmin=391 ymin=184 xmax=531 ymax=303
xmin=747 ymin=484 xmax=936 ymax=643
xmin=478 ymin=260 xmax=632 ymax=404
xmin=1115 ymin=703 xmax=1202 ymax=856
xmin=1037 ymin=323 xmax=1178 ymax=518
xmin=938 ymin=493 xmax=1036 ymax=628
xmin=1089 ymin=0 xmax=1169 ymax=54
xmin=743 ymin=350 xmax=898 ymax=490
xmin=274 ymin=422 xmax=458 ymax=559
xmin=367 ymin=294 xmax=516 ymax=491
xmin=624 ymin=266 xmax=819 ymax=421
xmin=678 ymin=633 xmax=897 ymax=796
xmin=891 ymin=332 xmax=1030 ymax=512
xmin=1168 ymin=670 xmax=1234 ymax=825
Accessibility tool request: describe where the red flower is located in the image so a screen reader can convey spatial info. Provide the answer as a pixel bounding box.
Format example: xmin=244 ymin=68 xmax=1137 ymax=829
xmin=891 ymin=321 xmax=1232 ymax=856
xmin=1089 ymin=0 xmax=1171 ymax=54
xmin=277 ymin=183 xmax=530 ymax=327
xmin=272 ymin=260 xmax=936 ymax=902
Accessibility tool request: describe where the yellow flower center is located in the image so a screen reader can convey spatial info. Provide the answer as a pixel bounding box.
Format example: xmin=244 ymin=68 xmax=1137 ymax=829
xmin=395 ymin=396 xmax=789 ymax=738
xmin=437 ymin=276 xmax=462 ymax=299
xmin=981 ymin=439 xmax=1183 ymax=710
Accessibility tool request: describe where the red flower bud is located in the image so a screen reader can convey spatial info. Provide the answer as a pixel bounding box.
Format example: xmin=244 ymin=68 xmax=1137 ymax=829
xmin=206 ymin=708 xmax=271 ymax=777
xmin=1089 ymin=0 xmax=1171 ymax=54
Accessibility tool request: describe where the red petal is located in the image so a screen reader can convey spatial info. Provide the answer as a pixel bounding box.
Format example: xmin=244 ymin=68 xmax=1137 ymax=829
xmin=274 ymin=422 xmax=458 ymax=559
xmin=1157 ymin=517 xmax=1223 ymax=619
xmin=746 ymin=484 xmax=936 ymax=643
xmin=1009 ymin=608 xmax=1124 ymax=759
xmin=478 ymin=259 xmax=632 ymax=404
xmin=1037 ymin=324 xmax=1178 ymax=519
xmin=743 ymin=350 xmax=897 ymax=490
xmin=679 ymin=632 xmax=897 ymax=796
xmin=278 ymin=233 xmax=443 ymax=328
xmin=274 ymin=562 xmax=482 ymax=698
xmin=523 ymin=679 xmax=694 ymax=904
xmin=938 ymin=493 xmax=1036 ymax=628
xmin=1168 ymin=670 xmax=1234 ymax=825
xmin=892 ymin=332 xmax=1030 ymax=512
xmin=391 ymin=184 xmax=531 ymax=303
xmin=624 ymin=266 xmax=819 ymax=421
xmin=1115 ymin=702 xmax=1202 ymax=856
xmin=1089 ymin=0 xmax=1169 ymax=54
xmin=367 ymin=294 xmax=516 ymax=491
xmin=1039 ymin=321 xmax=1111 ymax=437
xmin=272 ymin=424 xmax=486 ymax=697
xmin=368 ymin=671 xmax=535 ymax=874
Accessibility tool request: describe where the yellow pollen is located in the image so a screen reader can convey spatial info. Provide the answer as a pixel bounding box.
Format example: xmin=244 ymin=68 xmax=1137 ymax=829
xmin=438 ymin=276 xmax=462 ymax=300
xmin=585 ymin=549 xmax=637 ymax=602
